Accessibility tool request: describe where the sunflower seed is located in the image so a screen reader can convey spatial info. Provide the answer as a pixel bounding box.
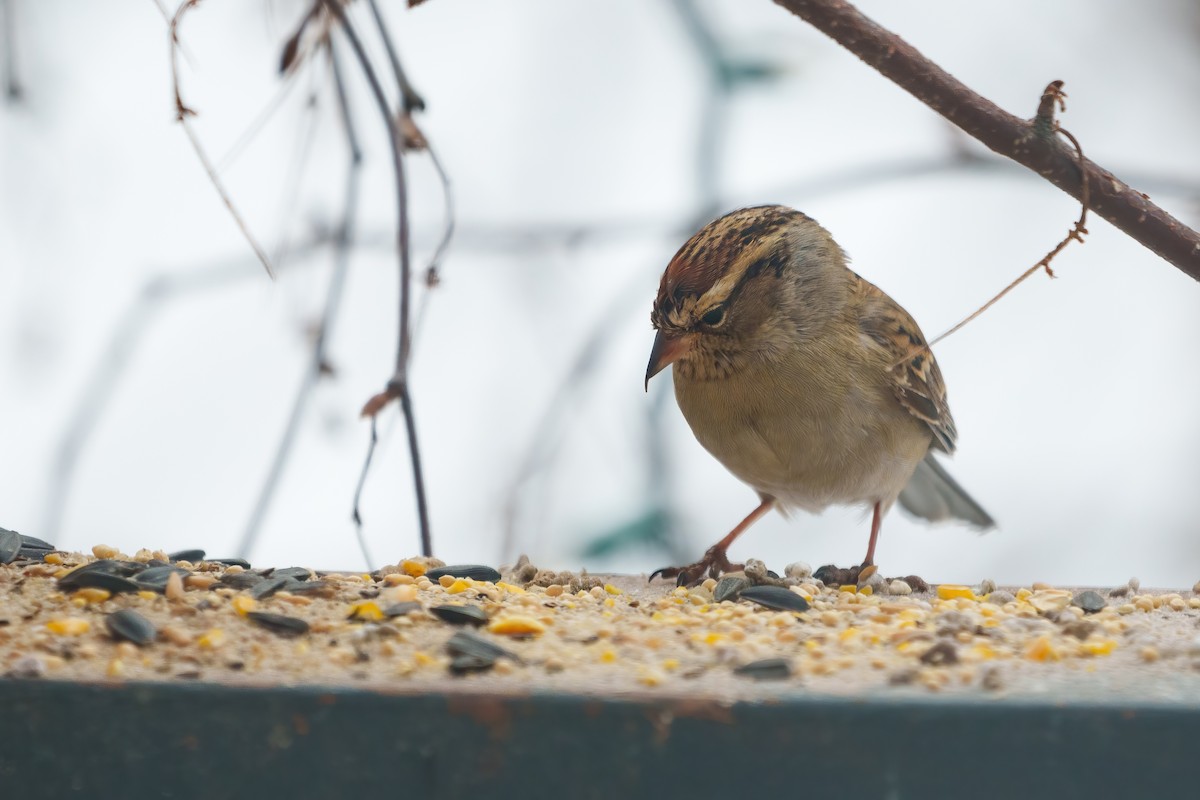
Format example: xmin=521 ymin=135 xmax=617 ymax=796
xmin=739 ymin=585 xmax=810 ymax=613
xmin=920 ymin=641 xmax=959 ymax=666
xmin=135 ymin=565 xmax=191 ymax=592
xmin=167 ymin=549 xmax=205 ymax=563
xmin=449 ymin=654 xmax=495 ymax=675
xmin=246 ymin=611 xmax=309 ymax=637
xmin=248 ymin=576 xmax=291 ymax=600
xmin=0 ymin=529 xmax=21 ymax=564
xmin=383 ymin=601 xmax=422 ymax=617
xmin=218 ymin=572 xmax=265 ymax=590
xmin=1071 ymin=590 xmax=1107 ymax=614
xmin=424 ymin=565 xmax=502 ymax=583
xmin=430 ymin=604 xmax=488 ymax=626
xmin=58 ymin=561 xmax=144 ymax=594
xmin=713 ymin=576 xmax=750 ymax=603
xmin=270 ymin=567 xmax=313 ymax=582
xmin=445 ymin=630 xmax=517 ymax=662
xmin=734 ymin=658 xmax=792 ymax=681
xmin=283 ymin=580 xmax=333 ymax=597
xmin=210 ymin=558 xmax=251 ymax=569
xmin=15 ymin=533 xmax=56 ymax=559
xmin=106 ymin=609 xmax=157 ymax=645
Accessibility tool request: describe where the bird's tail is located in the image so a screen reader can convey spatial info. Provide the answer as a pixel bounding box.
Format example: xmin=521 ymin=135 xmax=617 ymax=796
xmin=897 ymin=453 xmax=994 ymax=529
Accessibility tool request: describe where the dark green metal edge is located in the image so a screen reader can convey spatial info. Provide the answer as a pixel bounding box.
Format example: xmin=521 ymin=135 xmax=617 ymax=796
xmin=0 ymin=678 xmax=1195 ymax=797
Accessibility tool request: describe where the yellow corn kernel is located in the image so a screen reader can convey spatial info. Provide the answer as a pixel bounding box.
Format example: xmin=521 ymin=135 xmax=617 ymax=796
xmin=106 ymin=659 xmax=125 ymax=678
xmin=662 ymin=658 xmax=680 ymax=671
xmin=231 ymin=595 xmax=257 ymax=616
xmin=1081 ymin=638 xmax=1117 ymax=656
xmin=46 ymin=617 xmax=90 ymax=636
xmin=599 ymin=648 xmax=617 ymax=663
xmin=72 ymin=588 xmax=112 ymax=604
xmin=1015 ymin=587 xmax=1033 ymax=601
xmin=859 ymin=585 xmax=873 ymax=596
xmin=400 ymin=559 xmax=427 ymax=577
xmin=839 ymin=584 xmax=857 ymax=593
xmin=638 ymin=668 xmax=665 ymax=687
xmin=137 ymin=591 xmax=157 ymax=601
xmin=197 ymin=628 xmax=225 ymax=649
xmin=496 ymin=581 xmax=526 ymax=594
xmin=1024 ymin=634 xmax=1061 ymax=662
xmin=488 ymin=615 xmax=546 ymax=636
xmin=603 ymin=583 xmax=623 ymax=595
xmin=44 ymin=552 xmax=65 ymax=565
xmin=967 ymin=643 xmax=998 ymax=661
xmin=53 ymin=568 xmax=72 ymax=579
xmin=936 ymin=584 xmax=975 ymax=601
xmin=604 ymin=597 xmax=616 ymax=608
xmin=413 ymin=651 xmax=436 ymax=666
xmin=347 ymin=601 xmax=384 ymax=621
xmin=839 ymin=627 xmax=860 ymax=643
xmin=446 ymin=579 xmax=472 ymax=595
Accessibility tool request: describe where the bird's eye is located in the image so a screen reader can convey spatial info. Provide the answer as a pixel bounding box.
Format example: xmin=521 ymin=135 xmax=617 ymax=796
xmin=700 ymin=306 xmax=725 ymax=327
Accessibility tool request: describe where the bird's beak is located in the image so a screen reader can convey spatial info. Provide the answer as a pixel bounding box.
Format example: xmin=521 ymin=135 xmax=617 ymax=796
xmin=645 ymin=330 xmax=693 ymax=391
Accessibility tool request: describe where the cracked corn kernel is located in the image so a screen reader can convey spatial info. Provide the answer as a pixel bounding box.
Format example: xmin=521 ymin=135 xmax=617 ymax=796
xmin=401 ymin=559 xmax=427 ymax=577
xmin=639 ymin=668 xmax=665 ymax=687
xmin=936 ymin=585 xmax=974 ymax=601
xmin=106 ymin=659 xmax=124 ymax=678
xmin=43 ymin=552 xmax=65 ymax=565
xmin=197 ymin=629 xmax=225 ymax=649
xmin=347 ymin=602 xmax=384 ymax=621
xmin=136 ymin=591 xmax=157 ymax=601
xmin=1024 ymin=635 xmax=1061 ymax=662
xmin=662 ymin=658 xmax=680 ymax=671
xmin=1015 ymin=587 xmax=1032 ymax=601
xmin=1081 ymin=639 xmax=1117 ymax=656
xmin=231 ymin=596 xmax=257 ymax=616
xmin=599 ymin=648 xmax=617 ymax=663
xmin=604 ymin=584 xmax=622 ymax=595
xmin=46 ymin=618 xmax=90 ymax=636
xmin=72 ymin=588 xmax=112 ymax=604
xmin=488 ymin=616 xmax=546 ymax=636
xmin=446 ymin=579 xmax=472 ymax=595
xmin=92 ymin=544 xmax=120 ymax=560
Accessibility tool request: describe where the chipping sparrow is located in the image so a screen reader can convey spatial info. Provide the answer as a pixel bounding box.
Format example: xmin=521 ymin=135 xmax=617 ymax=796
xmin=646 ymin=206 xmax=993 ymax=585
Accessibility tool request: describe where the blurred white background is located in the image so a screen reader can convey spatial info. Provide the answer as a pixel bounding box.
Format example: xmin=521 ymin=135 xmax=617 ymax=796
xmin=1 ymin=0 xmax=1197 ymax=585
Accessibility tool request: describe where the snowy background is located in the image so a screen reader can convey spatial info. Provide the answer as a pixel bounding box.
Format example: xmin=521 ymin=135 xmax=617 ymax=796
xmin=1 ymin=0 xmax=1198 ymax=586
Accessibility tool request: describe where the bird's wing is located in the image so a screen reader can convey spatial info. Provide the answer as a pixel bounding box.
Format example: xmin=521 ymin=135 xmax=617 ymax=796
xmin=852 ymin=274 xmax=957 ymax=454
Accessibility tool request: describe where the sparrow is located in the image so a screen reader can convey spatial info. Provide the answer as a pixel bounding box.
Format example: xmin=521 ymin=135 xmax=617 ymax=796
xmin=645 ymin=205 xmax=993 ymax=585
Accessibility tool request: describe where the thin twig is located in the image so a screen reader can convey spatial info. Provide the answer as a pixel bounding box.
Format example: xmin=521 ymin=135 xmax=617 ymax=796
xmin=323 ymin=0 xmax=432 ymax=557
xmin=236 ymin=42 xmax=365 ymax=565
xmin=365 ymin=0 xmax=425 ymax=112
xmin=898 ymin=83 xmax=1091 ymax=362
xmin=773 ymin=0 xmax=1200 ymax=278
xmin=167 ymin=0 xmax=276 ymax=279
xmin=2 ymin=0 xmax=22 ymax=101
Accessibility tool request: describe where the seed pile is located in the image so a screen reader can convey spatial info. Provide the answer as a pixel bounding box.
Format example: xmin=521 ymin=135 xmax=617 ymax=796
xmin=2 ymin=532 xmax=1200 ymax=700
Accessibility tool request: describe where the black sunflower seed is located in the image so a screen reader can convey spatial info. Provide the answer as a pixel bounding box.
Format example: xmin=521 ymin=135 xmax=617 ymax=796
xmin=210 ymin=558 xmax=251 ymax=569
xmin=167 ymin=549 xmax=206 ymax=563
xmin=445 ymin=630 xmax=517 ymax=663
xmin=270 ymin=567 xmax=313 ymax=582
xmin=248 ymin=576 xmax=291 ymax=600
xmin=283 ymin=579 xmax=332 ymax=597
xmin=218 ymin=572 xmax=265 ymax=590
xmin=16 ymin=532 xmax=55 ymax=550
xmin=0 ymin=529 xmax=21 ymax=565
xmin=430 ymin=604 xmax=488 ymax=627
xmin=713 ymin=575 xmax=750 ymax=603
xmin=106 ymin=609 xmax=157 ymax=646
xmin=424 ymin=565 xmax=502 ymax=583
xmin=734 ymin=658 xmax=792 ymax=681
xmin=739 ymin=585 xmax=810 ymax=613
xmin=246 ymin=611 xmax=309 ymax=637
xmin=383 ymin=601 xmax=422 ymax=617
xmin=449 ymin=654 xmax=496 ymax=675
xmin=1071 ymin=590 xmax=1107 ymax=614
xmin=58 ymin=561 xmax=144 ymax=594
xmin=135 ymin=565 xmax=190 ymax=592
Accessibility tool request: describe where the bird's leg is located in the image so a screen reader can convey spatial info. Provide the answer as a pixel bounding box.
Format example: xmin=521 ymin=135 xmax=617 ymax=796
xmin=862 ymin=500 xmax=883 ymax=567
xmin=651 ymin=497 xmax=775 ymax=587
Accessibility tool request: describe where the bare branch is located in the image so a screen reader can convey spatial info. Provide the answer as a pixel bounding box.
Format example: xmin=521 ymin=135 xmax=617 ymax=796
xmin=323 ymin=0 xmax=432 ymax=557
xmin=773 ymin=0 xmax=1200 ymax=279
xmin=167 ymin=0 xmax=277 ymax=279
xmin=2 ymin=0 xmax=23 ymax=101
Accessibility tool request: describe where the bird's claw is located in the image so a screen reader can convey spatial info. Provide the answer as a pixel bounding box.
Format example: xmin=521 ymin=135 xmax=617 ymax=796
xmin=649 ymin=546 xmax=742 ymax=587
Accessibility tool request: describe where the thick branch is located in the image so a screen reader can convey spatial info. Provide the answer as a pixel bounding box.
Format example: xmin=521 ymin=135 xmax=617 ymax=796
xmin=773 ymin=0 xmax=1200 ymax=280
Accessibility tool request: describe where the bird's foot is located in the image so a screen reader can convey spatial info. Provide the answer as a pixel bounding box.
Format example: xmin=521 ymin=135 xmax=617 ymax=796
xmin=650 ymin=545 xmax=743 ymax=587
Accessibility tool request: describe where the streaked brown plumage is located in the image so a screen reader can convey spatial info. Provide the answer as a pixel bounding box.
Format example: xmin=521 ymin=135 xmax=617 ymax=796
xmin=646 ymin=206 xmax=992 ymax=585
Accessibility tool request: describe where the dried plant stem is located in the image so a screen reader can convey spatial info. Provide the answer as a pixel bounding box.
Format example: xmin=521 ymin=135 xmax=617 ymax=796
xmin=2 ymin=0 xmax=21 ymax=101
xmin=323 ymin=0 xmax=432 ymax=557
xmin=773 ymin=0 xmax=1200 ymax=279
xmin=236 ymin=43 xmax=366 ymax=566
xmin=167 ymin=0 xmax=276 ymax=279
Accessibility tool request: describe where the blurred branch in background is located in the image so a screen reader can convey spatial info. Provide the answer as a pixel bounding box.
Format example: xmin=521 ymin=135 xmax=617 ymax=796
xmin=320 ymin=0 xmax=434 ymax=558
xmin=774 ymin=0 xmax=1200 ymax=279
xmin=2 ymin=0 xmax=21 ymax=101
xmin=235 ymin=41 xmax=369 ymax=567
